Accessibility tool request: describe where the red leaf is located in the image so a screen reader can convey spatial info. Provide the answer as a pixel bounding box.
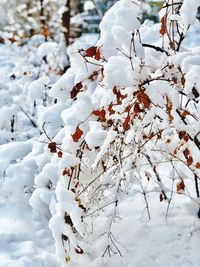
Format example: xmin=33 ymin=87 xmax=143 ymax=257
xmin=183 ymin=148 xmax=190 ymax=159
xmin=134 ymin=102 xmax=141 ymax=115
xmin=71 ymin=82 xmax=83 ymax=99
xmin=166 ymin=97 xmax=174 ymax=121
xmin=179 ymin=131 xmax=186 ymax=139
xmin=48 ymin=142 xmax=57 ymax=153
xmin=181 ymin=76 xmax=186 ymax=88
xmin=160 ymin=15 xmax=167 ymax=36
xmin=94 ymin=47 xmax=101 ymax=61
xmin=113 ymin=87 xmax=127 ymax=104
xmin=57 ymin=151 xmax=63 ymax=158
xmin=92 ymin=109 xmax=106 ymax=121
xmin=183 ymin=135 xmax=189 ymax=142
xmin=149 ymin=132 xmax=154 ymax=140
xmin=137 ymin=91 xmax=151 ymax=109
xmin=72 ymin=127 xmax=83 ymax=142
xmin=122 ymin=114 xmax=130 ymax=131
xmin=196 ymin=162 xmax=200 ymax=169
xmin=177 ymin=180 xmax=185 ymax=193
xmin=85 ymin=46 xmax=97 ymax=57
xmin=187 ymin=156 xmax=193 ymax=166
xmin=76 ymin=82 xmax=83 ymax=91
xmin=62 ymin=168 xmax=70 ymax=176
xmin=108 ymin=103 xmax=115 ymax=115
xmin=125 ymin=105 xmax=132 ymax=113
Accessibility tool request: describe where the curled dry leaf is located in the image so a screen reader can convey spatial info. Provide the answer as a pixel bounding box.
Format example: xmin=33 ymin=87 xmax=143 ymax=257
xmin=72 ymin=127 xmax=83 ymax=142
xmin=92 ymin=109 xmax=106 ymax=122
xmin=57 ymin=151 xmax=63 ymax=158
xmin=160 ymin=192 xmax=164 ymax=202
xmin=71 ymin=82 xmax=83 ymax=99
xmin=122 ymin=114 xmax=130 ymax=131
xmin=176 ymin=180 xmax=185 ymax=194
xmin=196 ymin=162 xmax=200 ymax=169
xmin=48 ymin=142 xmax=57 ymax=153
xmin=160 ymin=15 xmax=167 ymax=36
xmin=85 ymin=46 xmax=101 ymax=61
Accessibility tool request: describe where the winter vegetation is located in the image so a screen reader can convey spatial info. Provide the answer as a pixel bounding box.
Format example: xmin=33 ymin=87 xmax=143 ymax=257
xmin=0 ymin=0 xmax=200 ymax=267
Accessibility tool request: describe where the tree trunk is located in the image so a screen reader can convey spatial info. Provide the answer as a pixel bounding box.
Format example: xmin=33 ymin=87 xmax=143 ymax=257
xmin=62 ymin=0 xmax=71 ymax=46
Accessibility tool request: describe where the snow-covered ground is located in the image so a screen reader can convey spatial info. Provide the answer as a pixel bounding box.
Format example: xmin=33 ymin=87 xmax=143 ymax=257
xmin=0 ymin=19 xmax=200 ymax=267
xmin=0 ymin=43 xmax=57 ymax=267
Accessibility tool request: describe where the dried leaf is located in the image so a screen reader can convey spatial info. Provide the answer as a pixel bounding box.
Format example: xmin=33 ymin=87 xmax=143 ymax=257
xmin=71 ymin=82 xmax=83 ymax=98
xmin=183 ymin=148 xmax=190 ymax=159
xmin=160 ymin=192 xmax=164 ymax=202
xmin=196 ymin=162 xmax=200 ymax=169
xmin=187 ymin=156 xmax=193 ymax=166
xmin=181 ymin=76 xmax=186 ymax=88
xmin=92 ymin=109 xmax=106 ymax=121
xmin=113 ymin=87 xmax=127 ymax=104
xmin=88 ymin=71 xmax=98 ymax=81
xmin=176 ymin=180 xmax=185 ymax=193
xmin=160 ymin=15 xmax=167 ymax=36
xmin=75 ymin=246 xmax=84 ymax=254
xmin=94 ymin=47 xmax=101 ymax=61
xmin=166 ymin=97 xmax=174 ymax=121
xmin=48 ymin=142 xmax=57 ymax=153
xmin=108 ymin=103 xmax=115 ymax=115
xmin=62 ymin=168 xmax=70 ymax=176
xmin=134 ymin=102 xmax=141 ymax=115
xmin=72 ymin=127 xmax=83 ymax=142
xmin=42 ymin=27 xmax=50 ymax=37
xmin=85 ymin=46 xmax=97 ymax=57
xmin=137 ymin=91 xmax=151 ymax=109
xmin=57 ymin=151 xmax=63 ymax=158
xmin=122 ymin=114 xmax=130 ymax=131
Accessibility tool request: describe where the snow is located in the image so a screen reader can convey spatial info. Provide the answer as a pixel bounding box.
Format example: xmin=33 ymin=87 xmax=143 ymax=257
xmin=85 ymin=121 xmax=107 ymax=148
xmin=0 ymin=203 xmax=57 ymax=267
xmin=0 ymin=1 xmax=200 ymax=267
xmin=38 ymin=42 xmax=58 ymax=58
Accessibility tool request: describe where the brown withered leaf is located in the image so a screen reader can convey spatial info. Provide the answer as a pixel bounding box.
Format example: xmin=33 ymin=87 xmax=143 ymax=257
xmin=57 ymin=151 xmax=63 ymax=158
xmin=88 ymin=71 xmax=98 ymax=81
xmin=176 ymin=180 xmax=185 ymax=193
xmin=137 ymin=91 xmax=151 ymax=109
xmin=187 ymin=156 xmax=193 ymax=166
xmin=196 ymin=162 xmax=200 ymax=169
xmin=108 ymin=103 xmax=115 ymax=115
xmin=71 ymin=82 xmax=83 ymax=99
xmin=48 ymin=142 xmax=57 ymax=153
xmin=160 ymin=15 xmax=167 ymax=36
xmin=122 ymin=114 xmax=130 ymax=131
xmin=62 ymin=168 xmax=70 ymax=176
xmin=183 ymin=148 xmax=190 ymax=159
xmin=160 ymin=192 xmax=164 ymax=202
xmin=75 ymin=246 xmax=84 ymax=254
xmin=94 ymin=47 xmax=101 ymax=61
xmin=92 ymin=109 xmax=106 ymax=121
xmin=85 ymin=46 xmax=97 ymax=57
xmin=166 ymin=97 xmax=174 ymax=121
xmin=72 ymin=127 xmax=83 ymax=142
xmin=134 ymin=102 xmax=141 ymax=115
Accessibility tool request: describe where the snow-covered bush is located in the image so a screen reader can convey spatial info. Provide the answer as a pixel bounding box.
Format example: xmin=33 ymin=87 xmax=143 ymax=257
xmin=28 ymin=0 xmax=200 ymax=266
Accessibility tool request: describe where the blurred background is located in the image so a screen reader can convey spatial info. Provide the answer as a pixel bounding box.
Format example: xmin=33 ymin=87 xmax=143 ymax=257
xmin=0 ymin=0 xmax=166 ymax=44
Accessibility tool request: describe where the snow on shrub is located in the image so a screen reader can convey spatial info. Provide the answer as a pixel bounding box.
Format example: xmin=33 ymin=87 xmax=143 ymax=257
xmin=28 ymin=0 xmax=200 ymax=266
